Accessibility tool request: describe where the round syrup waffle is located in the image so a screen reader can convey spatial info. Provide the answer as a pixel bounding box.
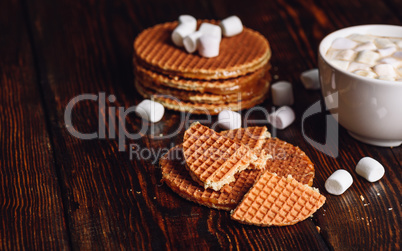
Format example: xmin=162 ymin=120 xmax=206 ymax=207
xmin=134 ymin=21 xmax=271 ymax=80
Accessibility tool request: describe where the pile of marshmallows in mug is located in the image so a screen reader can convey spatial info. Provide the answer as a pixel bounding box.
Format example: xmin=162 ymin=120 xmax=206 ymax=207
xmin=171 ymin=15 xmax=243 ymax=57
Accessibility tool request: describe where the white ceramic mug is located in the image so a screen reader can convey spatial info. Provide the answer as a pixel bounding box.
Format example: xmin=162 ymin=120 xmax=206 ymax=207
xmin=318 ymin=25 xmax=402 ymax=147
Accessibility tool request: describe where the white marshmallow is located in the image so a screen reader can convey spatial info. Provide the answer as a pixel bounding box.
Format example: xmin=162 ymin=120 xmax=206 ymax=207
xmin=378 ymin=46 xmax=396 ymax=57
xmin=374 ymin=38 xmax=395 ymax=49
xmin=183 ymin=31 xmax=203 ymax=53
xmin=271 ymin=81 xmax=294 ymax=106
xmin=347 ymin=34 xmax=374 ymax=43
xmin=355 ymin=50 xmax=380 ymax=65
xmin=198 ymin=35 xmax=220 ymax=58
xmin=396 ymin=40 xmax=402 ymax=49
xmin=300 ymin=68 xmax=320 ymax=90
xmin=199 ymin=23 xmax=222 ymax=40
xmin=354 ymin=41 xmax=376 ymax=52
xmin=135 ymin=99 xmax=165 ymax=123
xmin=373 ymin=64 xmax=397 ymax=78
xmin=269 ymin=106 xmax=295 ymax=130
xmin=379 ymin=57 xmax=401 ymax=68
xmin=393 ymin=51 xmax=402 ymax=60
xmin=355 ymin=157 xmax=385 ymax=182
xmin=347 ymin=62 xmax=371 ymax=72
xmin=353 ymin=69 xmax=377 ymax=79
xmin=172 ymin=23 xmax=196 ymax=47
xmin=334 ymin=49 xmax=356 ymax=61
xmin=328 ymin=60 xmax=350 ymax=71
xmin=330 ymin=37 xmax=358 ymax=50
xmin=325 ymin=169 xmax=353 ymax=195
xmin=178 ymin=15 xmax=197 ymax=28
xmin=217 ymin=110 xmax=241 ymax=130
xmin=220 ymin=16 xmax=243 ymax=37
xmin=377 ymin=75 xmax=395 ymax=81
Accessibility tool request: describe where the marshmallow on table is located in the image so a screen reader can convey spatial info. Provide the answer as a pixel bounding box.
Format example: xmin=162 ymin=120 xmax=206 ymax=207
xmin=355 ymin=50 xmax=380 ymax=66
xmin=218 ymin=110 xmax=241 ymax=130
xmin=300 ymin=68 xmax=320 ymax=90
xmin=271 ymin=81 xmax=294 ymax=106
xmin=355 ymin=157 xmax=385 ymax=182
xmin=183 ymin=31 xmax=203 ymax=53
xmin=135 ymin=99 xmax=165 ymax=123
xmin=330 ymin=37 xmax=358 ymax=50
xmin=198 ymin=35 xmax=220 ymax=58
xmin=269 ymin=106 xmax=295 ymax=130
xmin=220 ymin=15 xmax=243 ymax=37
xmin=378 ymin=46 xmax=396 ymax=57
xmin=172 ymin=23 xmax=196 ymax=47
xmin=199 ymin=23 xmax=222 ymax=40
xmin=178 ymin=15 xmax=197 ymax=28
xmin=373 ymin=64 xmax=397 ymax=78
xmin=354 ymin=41 xmax=376 ymax=52
xmin=325 ymin=169 xmax=353 ymax=195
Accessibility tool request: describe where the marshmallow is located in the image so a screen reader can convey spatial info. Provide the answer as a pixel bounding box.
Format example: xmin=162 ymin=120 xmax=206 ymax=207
xmin=347 ymin=62 xmax=371 ymax=72
xmin=218 ymin=110 xmax=241 ymax=130
xmin=198 ymin=35 xmax=220 ymax=58
xmin=330 ymin=37 xmax=358 ymax=50
xmin=220 ymin=16 xmax=243 ymax=37
xmin=334 ymin=49 xmax=356 ymax=61
xmin=199 ymin=23 xmax=222 ymax=40
xmin=347 ymin=34 xmax=374 ymax=43
xmin=378 ymin=46 xmax=396 ymax=57
xmin=328 ymin=60 xmax=350 ymax=71
xmin=355 ymin=50 xmax=380 ymax=65
xmin=269 ymin=106 xmax=295 ymax=130
xmin=355 ymin=157 xmax=385 ymax=182
xmin=325 ymin=169 xmax=353 ymax=195
xmin=378 ymin=57 xmax=401 ymax=67
xmin=373 ymin=64 xmax=397 ymax=78
xmin=183 ymin=31 xmax=203 ymax=53
xmin=271 ymin=81 xmax=294 ymax=106
xmin=300 ymin=68 xmax=320 ymax=90
xmin=374 ymin=38 xmax=395 ymax=49
xmin=353 ymin=69 xmax=377 ymax=79
xmin=354 ymin=41 xmax=376 ymax=52
xmin=178 ymin=15 xmax=197 ymax=28
xmin=377 ymin=75 xmax=395 ymax=81
xmin=396 ymin=40 xmax=402 ymax=49
xmin=172 ymin=23 xmax=196 ymax=47
xmin=393 ymin=51 xmax=402 ymax=60
xmin=135 ymin=99 xmax=165 ymax=123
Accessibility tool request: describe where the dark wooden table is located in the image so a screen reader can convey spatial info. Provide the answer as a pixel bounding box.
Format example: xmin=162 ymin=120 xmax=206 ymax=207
xmin=1 ymin=0 xmax=401 ymax=250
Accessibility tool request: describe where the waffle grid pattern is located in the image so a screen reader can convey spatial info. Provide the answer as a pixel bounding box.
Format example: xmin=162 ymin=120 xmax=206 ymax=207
xmin=160 ymin=146 xmax=261 ymax=210
xmin=183 ymin=123 xmax=254 ymax=189
xmin=262 ymin=138 xmax=315 ymax=186
xmin=231 ymin=172 xmax=326 ymax=226
xmin=220 ymin=127 xmax=269 ymax=149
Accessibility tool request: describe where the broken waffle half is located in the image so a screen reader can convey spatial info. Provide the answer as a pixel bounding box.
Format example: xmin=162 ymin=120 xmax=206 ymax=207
xmin=160 ymin=123 xmax=325 ymax=227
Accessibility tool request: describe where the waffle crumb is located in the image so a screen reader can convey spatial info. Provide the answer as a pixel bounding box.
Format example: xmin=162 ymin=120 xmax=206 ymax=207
xmin=360 ymin=195 xmax=365 ymax=201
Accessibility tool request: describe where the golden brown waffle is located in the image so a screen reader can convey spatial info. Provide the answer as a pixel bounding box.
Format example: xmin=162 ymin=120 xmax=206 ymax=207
xmin=182 ymin=122 xmax=257 ymax=191
xmin=231 ymin=172 xmax=326 ymax=227
xmin=134 ymin=66 xmax=270 ymax=103
xmin=134 ymin=21 xmax=271 ymax=80
xmin=134 ymin=61 xmax=271 ymax=94
xmin=160 ymin=146 xmax=261 ymax=211
xmin=135 ymin=80 xmax=268 ymax=115
xmin=262 ymin=138 xmax=315 ymax=186
xmin=220 ymin=127 xmax=271 ymax=149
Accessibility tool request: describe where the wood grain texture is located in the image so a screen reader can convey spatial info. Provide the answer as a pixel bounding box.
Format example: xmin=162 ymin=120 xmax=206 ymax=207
xmin=0 ymin=0 xmax=69 ymax=250
xmin=2 ymin=0 xmax=401 ymax=250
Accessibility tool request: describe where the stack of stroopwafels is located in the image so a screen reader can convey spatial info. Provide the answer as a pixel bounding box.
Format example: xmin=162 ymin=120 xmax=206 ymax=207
xmin=160 ymin=122 xmax=326 ymax=227
xmin=133 ymin=20 xmax=272 ymax=114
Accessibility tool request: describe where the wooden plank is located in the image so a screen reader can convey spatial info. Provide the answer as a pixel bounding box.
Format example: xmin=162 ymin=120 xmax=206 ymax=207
xmin=0 ymin=0 xmax=69 ymax=250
